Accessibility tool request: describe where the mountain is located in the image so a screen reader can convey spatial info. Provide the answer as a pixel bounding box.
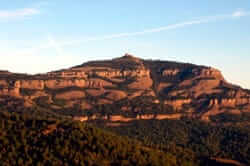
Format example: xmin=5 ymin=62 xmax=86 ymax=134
xmin=0 ymin=54 xmax=250 ymax=122
xmin=1 ymin=54 xmax=250 ymax=166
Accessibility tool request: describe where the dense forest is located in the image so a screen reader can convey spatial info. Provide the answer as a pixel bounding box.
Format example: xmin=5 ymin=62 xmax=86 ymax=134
xmin=0 ymin=110 xmax=192 ymax=166
xmin=0 ymin=107 xmax=249 ymax=165
xmin=97 ymin=118 xmax=250 ymax=166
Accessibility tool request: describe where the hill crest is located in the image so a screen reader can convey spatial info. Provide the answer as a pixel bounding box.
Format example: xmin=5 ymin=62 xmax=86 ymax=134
xmin=0 ymin=54 xmax=249 ymax=122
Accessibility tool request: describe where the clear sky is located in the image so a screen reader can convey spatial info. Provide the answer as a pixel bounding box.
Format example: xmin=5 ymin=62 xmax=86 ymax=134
xmin=0 ymin=0 xmax=250 ymax=89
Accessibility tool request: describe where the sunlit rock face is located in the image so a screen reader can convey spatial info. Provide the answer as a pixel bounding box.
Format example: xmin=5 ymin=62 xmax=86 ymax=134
xmin=0 ymin=54 xmax=249 ymax=121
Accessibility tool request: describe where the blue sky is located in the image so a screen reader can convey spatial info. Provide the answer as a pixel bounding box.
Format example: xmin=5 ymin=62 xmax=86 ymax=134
xmin=0 ymin=0 xmax=250 ymax=88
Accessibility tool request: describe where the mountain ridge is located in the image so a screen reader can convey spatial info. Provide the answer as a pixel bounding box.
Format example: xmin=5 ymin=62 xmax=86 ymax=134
xmin=0 ymin=54 xmax=249 ymax=122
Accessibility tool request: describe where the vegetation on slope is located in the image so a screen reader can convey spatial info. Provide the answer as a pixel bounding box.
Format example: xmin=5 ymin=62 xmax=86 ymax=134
xmin=99 ymin=118 xmax=250 ymax=166
xmin=0 ymin=110 xmax=186 ymax=166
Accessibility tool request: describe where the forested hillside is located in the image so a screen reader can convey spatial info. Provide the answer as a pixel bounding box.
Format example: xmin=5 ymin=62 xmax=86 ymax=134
xmin=96 ymin=118 xmax=250 ymax=166
xmin=0 ymin=110 xmax=187 ymax=166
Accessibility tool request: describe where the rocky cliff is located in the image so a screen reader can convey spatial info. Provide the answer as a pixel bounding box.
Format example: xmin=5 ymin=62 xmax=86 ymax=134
xmin=0 ymin=54 xmax=249 ymax=121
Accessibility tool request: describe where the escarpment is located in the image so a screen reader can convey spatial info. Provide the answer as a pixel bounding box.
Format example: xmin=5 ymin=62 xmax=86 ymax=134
xmin=0 ymin=54 xmax=249 ymax=122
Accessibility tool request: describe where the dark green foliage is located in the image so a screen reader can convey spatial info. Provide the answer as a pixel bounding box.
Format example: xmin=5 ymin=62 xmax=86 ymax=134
xmin=20 ymin=88 xmax=37 ymax=96
xmin=101 ymin=119 xmax=250 ymax=165
xmin=53 ymin=98 xmax=67 ymax=107
xmin=210 ymin=112 xmax=250 ymax=123
xmin=74 ymin=56 xmax=141 ymax=70
xmin=34 ymin=96 xmax=51 ymax=108
xmin=0 ymin=110 xmax=181 ymax=166
xmin=1 ymin=57 xmax=250 ymax=166
xmin=143 ymin=60 xmax=201 ymax=84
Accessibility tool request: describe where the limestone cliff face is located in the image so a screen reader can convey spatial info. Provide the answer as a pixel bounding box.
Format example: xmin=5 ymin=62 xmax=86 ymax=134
xmin=3 ymin=78 xmax=114 ymax=92
xmin=48 ymin=68 xmax=150 ymax=79
xmin=47 ymin=70 xmax=88 ymax=78
xmin=209 ymin=97 xmax=250 ymax=108
xmin=162 ymin=69 xmax=180 ymax=76
xmin=91 ymin=68 xmax=150 ymax=78
xmin=0 ymin=87 xmax=20 ymax=96
xmin=19 ymin=80 xmax=45 ymax=90
xmin=0 ymin=54 xmax=249 ymax=121
xmin=192 ymin=67 xmax=224 ymax=79
xmin=164 ymin=99 xmax=192 ymax=110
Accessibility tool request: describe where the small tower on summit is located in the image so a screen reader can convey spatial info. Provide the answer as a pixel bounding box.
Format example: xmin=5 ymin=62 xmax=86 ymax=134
xmin=114 ymin=53 xmax=142 ymax=64
xmin=123 ymin=53 xmax=140 ymax=60
xmin=119 ymin=53 xmax=143 ymax=64
xmin=124 ymin=53 xmax=134 ymax=58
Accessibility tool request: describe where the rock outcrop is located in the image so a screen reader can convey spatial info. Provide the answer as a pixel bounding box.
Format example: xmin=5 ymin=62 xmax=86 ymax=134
xmin=0 ymin=54 xmax=249 ymax=121
xmin=162 ymin=69 xmax=179 ymax=76
xmin=164 ymin=99 xmax=192 ymax=110
xmin=192 ymin=67 xmax=224 ymax=80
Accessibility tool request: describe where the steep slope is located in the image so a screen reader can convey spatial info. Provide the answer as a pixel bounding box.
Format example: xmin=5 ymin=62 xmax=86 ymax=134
xmin=0 ymin=54 xmax=249 ymax=121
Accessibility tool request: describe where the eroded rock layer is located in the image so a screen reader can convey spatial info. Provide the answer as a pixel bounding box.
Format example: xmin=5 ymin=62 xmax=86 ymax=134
xmin=0 ymin=54 xmax=249 ymax=121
